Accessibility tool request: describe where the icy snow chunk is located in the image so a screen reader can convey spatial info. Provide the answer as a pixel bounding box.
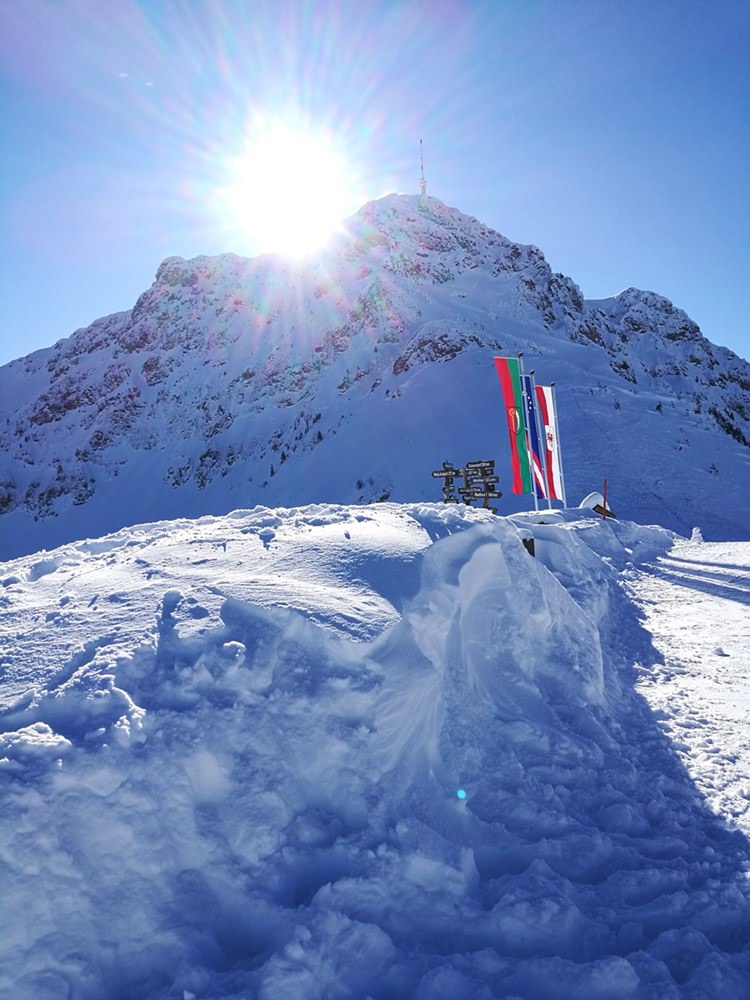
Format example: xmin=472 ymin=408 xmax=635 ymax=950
xmin=0 ymin=722 xmax=72 ymax=760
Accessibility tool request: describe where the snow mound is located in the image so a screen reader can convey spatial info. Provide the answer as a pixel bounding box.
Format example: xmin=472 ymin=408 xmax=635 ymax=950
xmin=0 ymin=504 xmax=748 ymax=998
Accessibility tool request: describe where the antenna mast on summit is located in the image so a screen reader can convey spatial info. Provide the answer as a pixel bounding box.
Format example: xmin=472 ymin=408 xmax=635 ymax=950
xmin=419 ymin=138 xmax=427 ymax=196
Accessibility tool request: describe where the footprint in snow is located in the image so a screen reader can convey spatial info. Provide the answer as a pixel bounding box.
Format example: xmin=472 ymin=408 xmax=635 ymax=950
xmin=258 ymin=528 xmax=276 ymax=549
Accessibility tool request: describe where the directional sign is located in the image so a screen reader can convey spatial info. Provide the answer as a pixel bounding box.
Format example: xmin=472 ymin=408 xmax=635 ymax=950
xmin=433 ymin=459 xmax=501 ymax=510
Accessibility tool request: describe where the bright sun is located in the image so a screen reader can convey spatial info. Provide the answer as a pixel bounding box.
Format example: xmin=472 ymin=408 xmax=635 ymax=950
xmin=221 ymin=122 xmax=358 ymax=257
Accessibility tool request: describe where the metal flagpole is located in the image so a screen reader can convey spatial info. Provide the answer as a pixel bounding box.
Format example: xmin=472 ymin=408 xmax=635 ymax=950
xmin=530 ymin=369 xmax=553 ymax=510
xmin=550 ymin=381 xmax=568 ymax=507
xmin=518 ymin=353 xmax=539 ymax=512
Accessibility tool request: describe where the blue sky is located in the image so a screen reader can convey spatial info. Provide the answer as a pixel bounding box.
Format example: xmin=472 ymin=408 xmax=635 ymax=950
xmin=1 ymin=0 xmax=748 ymax=366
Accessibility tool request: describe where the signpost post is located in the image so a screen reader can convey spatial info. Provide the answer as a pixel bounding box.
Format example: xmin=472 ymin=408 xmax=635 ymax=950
xmin=431 ymin=461 xmax=461 ymax=504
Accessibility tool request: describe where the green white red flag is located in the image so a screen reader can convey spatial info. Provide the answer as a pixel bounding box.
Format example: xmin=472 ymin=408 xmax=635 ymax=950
xmin=493 ymin=357 xmax=532 ymax=494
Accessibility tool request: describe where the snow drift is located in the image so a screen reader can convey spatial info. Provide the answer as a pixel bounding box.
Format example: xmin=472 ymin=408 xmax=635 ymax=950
xmin=1 ymin=504 xmax=748 ymax=998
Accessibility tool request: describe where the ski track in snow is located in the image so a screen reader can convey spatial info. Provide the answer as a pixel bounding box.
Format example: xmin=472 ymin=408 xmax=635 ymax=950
xmin=626 ymin=540 xmax=750 ymax=837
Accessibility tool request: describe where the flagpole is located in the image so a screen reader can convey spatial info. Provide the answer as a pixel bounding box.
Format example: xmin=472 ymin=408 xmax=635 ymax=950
xmin=550 ymin=381 xmax=568 ymax=506
xmin=518 ymin=353 xmax=539 ymax=512
xmin=530 ymin=369 xmax=553 ymax=510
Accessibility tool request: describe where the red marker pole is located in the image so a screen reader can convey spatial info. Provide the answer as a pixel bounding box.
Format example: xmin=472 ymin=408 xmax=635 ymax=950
xmin=602 ymin=479 xmax=608 ymax=520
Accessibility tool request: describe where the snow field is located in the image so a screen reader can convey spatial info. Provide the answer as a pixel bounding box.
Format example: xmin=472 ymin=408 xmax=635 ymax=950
xmin=0 ymin=504 xmax=749 ymax=998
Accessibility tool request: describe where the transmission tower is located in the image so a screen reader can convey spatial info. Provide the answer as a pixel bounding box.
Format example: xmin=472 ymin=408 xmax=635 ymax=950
xmin=419 ymin=138 xmax=427 ymax=196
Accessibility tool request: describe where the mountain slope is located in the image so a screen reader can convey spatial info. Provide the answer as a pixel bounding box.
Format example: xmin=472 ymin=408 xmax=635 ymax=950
xmin=1 ymin=194 xmax=748 ymax=559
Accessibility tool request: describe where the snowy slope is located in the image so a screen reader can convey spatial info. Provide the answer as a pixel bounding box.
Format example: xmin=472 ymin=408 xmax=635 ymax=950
xmin=1 ymin=503 xmax=749 ymax=999
xmin=1 ymin=195 xmax=749 ymax=561
xmin=626 ymin=538 xmax=750 ymax=834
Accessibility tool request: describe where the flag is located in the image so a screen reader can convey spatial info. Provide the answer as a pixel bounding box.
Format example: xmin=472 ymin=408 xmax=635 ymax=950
xmin=493 ymin=357 xmax=532 ymax=494
xmin=523 ymin=375 xmax=547 ymax=499
xmin=535 ymin=384 xmax=564 ymax=501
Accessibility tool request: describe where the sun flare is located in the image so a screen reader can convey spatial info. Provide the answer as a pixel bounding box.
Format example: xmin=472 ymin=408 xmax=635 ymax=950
xmin=221 ymin=121 xmax=359 ymax=257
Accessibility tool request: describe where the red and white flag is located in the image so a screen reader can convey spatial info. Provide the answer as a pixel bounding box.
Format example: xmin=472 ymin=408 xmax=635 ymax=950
xmin=534 ymin=384 xmax=564 ymax=502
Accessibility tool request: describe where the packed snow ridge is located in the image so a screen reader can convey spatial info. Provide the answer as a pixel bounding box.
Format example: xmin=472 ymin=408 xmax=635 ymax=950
xmin=1 ymin=195 xmax=749 ymax=560
xmin=1 ymin=503 xmax=749 ymax=998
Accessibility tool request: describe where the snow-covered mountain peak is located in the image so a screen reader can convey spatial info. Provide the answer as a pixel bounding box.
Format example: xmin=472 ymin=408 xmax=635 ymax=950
xmin=334 ymin=193 xmax=585 ymax=326
xmin=1 ymin=193 xmax=748 ymax=559
xmin=588 ymin=286 xmax=701 ymax=342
